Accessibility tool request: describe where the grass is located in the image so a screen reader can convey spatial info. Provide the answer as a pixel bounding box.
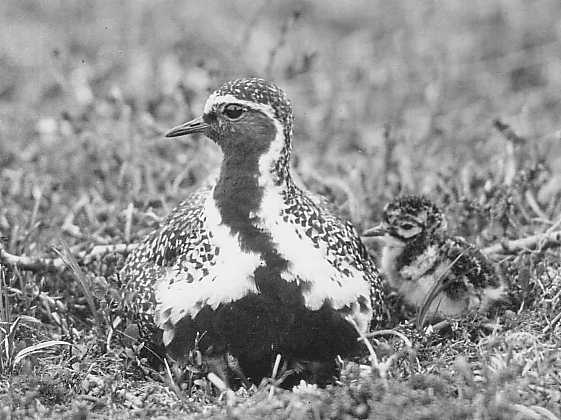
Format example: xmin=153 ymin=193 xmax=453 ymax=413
xmin=1 ymin=0 xmax=561 ymax=418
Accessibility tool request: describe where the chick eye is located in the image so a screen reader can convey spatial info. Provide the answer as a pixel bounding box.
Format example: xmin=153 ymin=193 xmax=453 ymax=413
xmin=400 ymin=223 xmax=416 ymax=230
xmin=223 ymin=104 xmax=245 ymax=120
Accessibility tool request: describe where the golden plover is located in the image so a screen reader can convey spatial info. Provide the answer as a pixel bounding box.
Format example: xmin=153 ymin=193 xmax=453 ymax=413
xmin=120 ymin=78 xmax=385 ymax=385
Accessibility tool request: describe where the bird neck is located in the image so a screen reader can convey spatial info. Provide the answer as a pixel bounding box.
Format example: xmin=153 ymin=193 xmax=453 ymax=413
xmin=258 ymin=134 xmax=292 ymax=188
xmin=213 ymin=132 xmax=292 ymax=243
xmin=395 ymin=233 xmax=434 ymax=271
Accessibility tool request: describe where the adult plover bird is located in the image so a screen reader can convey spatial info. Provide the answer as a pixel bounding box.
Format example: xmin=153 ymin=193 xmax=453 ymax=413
xmin=363 ymin=195 xmax=506 ymax=321
xmin=120 ymin=78 xmax=384 ymax=385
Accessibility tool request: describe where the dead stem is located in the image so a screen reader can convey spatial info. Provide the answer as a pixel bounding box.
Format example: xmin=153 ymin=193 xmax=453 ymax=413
xmin=482 ymin=230 xmax=561 ymax=256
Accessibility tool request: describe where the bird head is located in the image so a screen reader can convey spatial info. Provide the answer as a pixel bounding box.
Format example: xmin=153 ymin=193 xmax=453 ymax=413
xmin=363 ymin=195 xmax=446 ymax=247
xmin=165 ymin=78 xmax=293 ymax=180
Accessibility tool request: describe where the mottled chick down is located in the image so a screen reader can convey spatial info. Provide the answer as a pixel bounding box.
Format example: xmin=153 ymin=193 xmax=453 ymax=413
xmin=363 ymin=195 xmax=506 ymax=319
xmin=119 ymin=78 xmax=384 ymax=386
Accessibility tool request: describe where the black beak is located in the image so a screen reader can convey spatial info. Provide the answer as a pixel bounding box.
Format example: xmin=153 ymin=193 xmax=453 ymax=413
xmin=362 ymin=223 xmax=387 ymax=237
xmin=165 ymin=116 xmax=209 ymax=138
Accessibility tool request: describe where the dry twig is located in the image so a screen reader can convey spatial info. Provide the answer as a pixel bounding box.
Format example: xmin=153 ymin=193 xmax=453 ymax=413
xmin=493 ymin=118 xmax=526 ymax=186
xmin=493 ymin=118 xmax=527 ymax=145
xmin=525 ymin=190 xmax=549 ymax=221
xmin=364 ymin=329 xmax=412 ymax=348
xmin=482 ymin=230 xmax=561 ymax=256
xmin=542 ymin=311 xmax=561 ymax=334
xmin=0 ymin=245 xmax=65 ymax=272
xmin=0 ymin=243 xmax=138 ymax=273
xmin=264 ymin=9 xmax=301 ymax=78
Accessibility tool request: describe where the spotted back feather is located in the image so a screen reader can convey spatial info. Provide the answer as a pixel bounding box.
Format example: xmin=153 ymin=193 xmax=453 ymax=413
xmin=287 ymin=185 xmax=384 ymax=322
xmin=440 ymin=235 xmax=500 ymax=290
xmin=120 ymin=188 xmax=209 ymax=329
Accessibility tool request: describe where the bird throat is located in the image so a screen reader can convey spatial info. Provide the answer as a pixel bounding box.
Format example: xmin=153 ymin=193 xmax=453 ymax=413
xmin=213 ymin=130 xmax=297 ymax=301
xmin=395 ymin=233 xmax=433 ymax=270
xmin=212 ymin=129 xmax=289 ymax=255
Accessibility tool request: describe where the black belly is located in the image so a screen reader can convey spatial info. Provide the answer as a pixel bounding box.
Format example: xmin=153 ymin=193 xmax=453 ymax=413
xmin=157 ymin=209 xmax=362 ymax=383
xmin=165 ymin=293 xmax=360 ymax=382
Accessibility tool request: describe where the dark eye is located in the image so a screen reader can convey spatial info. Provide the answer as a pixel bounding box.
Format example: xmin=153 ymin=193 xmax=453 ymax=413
xmin=400 ymin=222 xmax=416 ymax=230
xmin=223 ymin=104 xmax=245 ymax=120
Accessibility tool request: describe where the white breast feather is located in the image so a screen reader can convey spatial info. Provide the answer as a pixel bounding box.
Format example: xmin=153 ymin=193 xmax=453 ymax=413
xmin=380 ymin=242 xmax=406 ymax=288
xmin=398 ymin=261 xmax=468 ymax=316
xmin=155 ymin=194 xmax=261 ymax=344
xmin=258 ymin=186 xmax=371 ymax=312
xmin=256 ymin=123 xmax=371 ymax=314
xmin=400 ymin=244 xmax=439 ymax=281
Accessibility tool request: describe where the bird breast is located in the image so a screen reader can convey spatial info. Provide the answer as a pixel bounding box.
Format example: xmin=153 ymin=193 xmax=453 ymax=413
xmin=155 ymin=186 xmax=373 ymax=344
xmin=256 ymin=186 xmax=372 ymax=314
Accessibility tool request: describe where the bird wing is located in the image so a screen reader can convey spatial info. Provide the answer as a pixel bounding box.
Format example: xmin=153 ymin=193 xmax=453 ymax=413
xmin=119 ymin=187 xmax=210 ymax=321
xmin=295 ymin=187 xmax=386 ymax=323
xmin=440 ymin=236 xmax=499 ymax=290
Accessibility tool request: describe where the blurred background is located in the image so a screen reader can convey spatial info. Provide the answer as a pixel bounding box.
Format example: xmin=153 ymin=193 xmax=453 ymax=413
xmin=1 ymin=3 xmax=561 ymax=415
xmin=1 ymin=0 xmax=561 ymax=245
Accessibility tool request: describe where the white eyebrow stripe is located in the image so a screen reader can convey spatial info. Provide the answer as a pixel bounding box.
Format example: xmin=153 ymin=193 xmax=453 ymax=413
xmin=203 ymin=93 xmax=276 ymax=120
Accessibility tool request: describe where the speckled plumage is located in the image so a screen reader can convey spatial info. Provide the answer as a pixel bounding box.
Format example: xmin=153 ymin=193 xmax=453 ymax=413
xmin=364 ymin=195 xmax=505 ymax=318
xmin=119 ymin=78 xmax=383 ymax=384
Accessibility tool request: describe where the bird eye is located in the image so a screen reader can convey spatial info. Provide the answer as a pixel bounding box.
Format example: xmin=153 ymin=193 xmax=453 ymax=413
xmin=223 ymin=104 xmax=245 ymax=120
xmin=400 ymin=223 xmax=416 ymax=230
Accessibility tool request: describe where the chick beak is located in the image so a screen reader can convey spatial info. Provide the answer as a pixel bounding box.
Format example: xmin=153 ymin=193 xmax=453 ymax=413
xmin=362 ymin=223 xmax=387 ymax=237
xmin=165 ymin=116 xmax=209 ymax=138
xmin=362 ymin=223 xmax=404 ymax=247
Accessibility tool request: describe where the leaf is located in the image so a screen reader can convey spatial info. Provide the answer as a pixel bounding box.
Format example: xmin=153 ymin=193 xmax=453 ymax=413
xmin=13 ymin=340 xmax=73 ymax=366
xmin=15 ymin=315 xmax=42 ymax=325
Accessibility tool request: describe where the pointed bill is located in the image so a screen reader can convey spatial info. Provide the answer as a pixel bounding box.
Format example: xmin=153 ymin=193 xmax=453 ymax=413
xmin=362 ymin=223 xmax=387 ymax=237
xmin=361 ymin=223 xmax=404 ymax=247
xmin=165 ymin=116 xmax=209 ymax=138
